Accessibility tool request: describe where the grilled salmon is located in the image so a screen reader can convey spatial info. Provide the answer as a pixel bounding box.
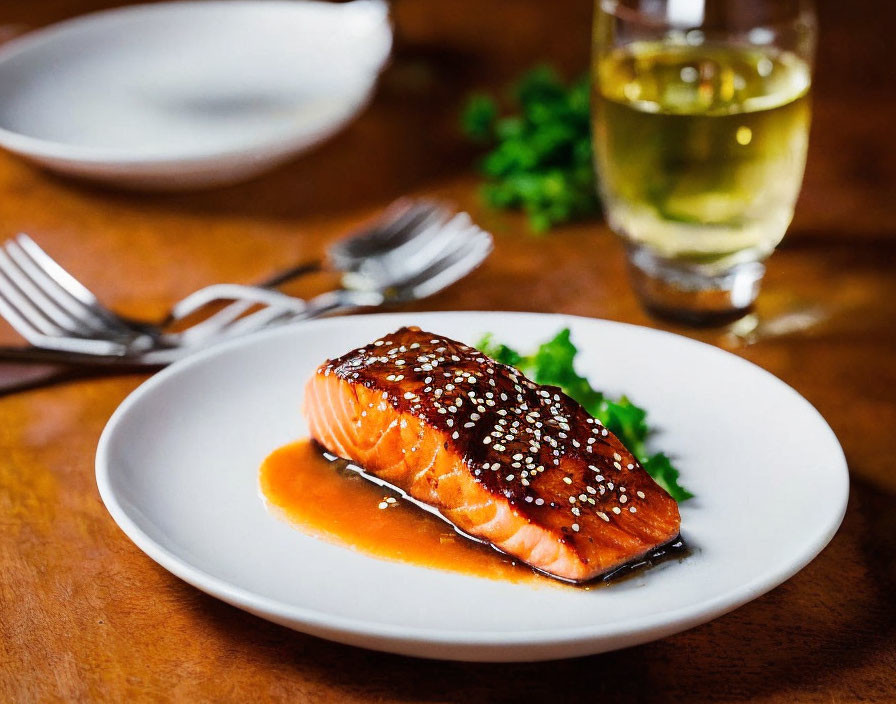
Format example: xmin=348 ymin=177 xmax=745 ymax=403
xmin=303 ymin=326 xmax=681 ymax=583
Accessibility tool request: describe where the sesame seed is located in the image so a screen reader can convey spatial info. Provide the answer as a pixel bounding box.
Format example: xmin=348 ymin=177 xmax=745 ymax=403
xmin=637 ymin=491 xmax=646 ymax=498
xmin=571 ymin=523 xmax=580 ymax=532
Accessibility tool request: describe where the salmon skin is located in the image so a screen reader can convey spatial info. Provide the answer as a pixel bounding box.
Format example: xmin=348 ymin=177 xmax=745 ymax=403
xmin=303 ymin=326 xmax=681 ymax=583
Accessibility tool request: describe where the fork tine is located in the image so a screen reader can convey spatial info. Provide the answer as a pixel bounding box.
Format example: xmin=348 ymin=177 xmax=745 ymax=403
xmin=353 ymin=208 xmax=461 ymax=284
xmin=0 ymin=244 xmax=99 ymax=336
xmin=396 ymin=211 xmax=478 ymax=272
xmin=0 ymin=280 xmax=127 ymax=355
xmin=15 ymin=234 xmax=101 ymax=306
xmin=212 ymin=303 xmax=296 ymax=339
xmin=169 ymin=284 xmax=307 ymax=346
xmin=171 ymin=283 xmax=307 ymax=321
xmin=13 ymin=234 xmax=134 ymax=335
xmin=172 ymin=299 xmax=255 ymax=345
xmin=379 ymin=212 xmax=472 ymax=276
xmin=369 ymin=202 xmax=451 ymax=256
xmin=396 ymin=226 xmax=492 ymax=299
xmin=328 ymin=201 xmax=447 ymax=268
xmin=0 ymin=260 xmax=67 ymax=337
xmin=0 ymin=284 xmax=52 ymax=343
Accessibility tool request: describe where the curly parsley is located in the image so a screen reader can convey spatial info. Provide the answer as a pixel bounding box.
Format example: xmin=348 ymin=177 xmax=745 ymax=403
xmin=461 ymin=66 xmax=600 ymax=232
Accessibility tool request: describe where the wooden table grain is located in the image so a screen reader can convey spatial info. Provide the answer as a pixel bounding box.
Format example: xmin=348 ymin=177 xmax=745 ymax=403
xmin=1 ymin=0 xmax=894 ymax=701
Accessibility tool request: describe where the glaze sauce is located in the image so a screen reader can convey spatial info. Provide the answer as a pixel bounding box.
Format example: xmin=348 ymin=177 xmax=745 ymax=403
xmin=259 ymin=440 xmax=687 ymax=586
xmin=260 ymin=439 xmax=551 ymax=585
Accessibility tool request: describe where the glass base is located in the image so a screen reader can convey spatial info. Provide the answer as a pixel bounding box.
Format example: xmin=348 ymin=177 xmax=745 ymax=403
xmin=626 ymin=245 xmax=765 ymax=326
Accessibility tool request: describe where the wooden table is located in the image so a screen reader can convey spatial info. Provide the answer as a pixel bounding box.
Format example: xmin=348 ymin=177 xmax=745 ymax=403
xmin=2 ymin=0 xmax=894 ymax=701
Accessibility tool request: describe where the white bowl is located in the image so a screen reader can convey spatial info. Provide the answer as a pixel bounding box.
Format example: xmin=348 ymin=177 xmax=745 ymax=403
xmin=0 ymin=1 xmax=392 ymax=189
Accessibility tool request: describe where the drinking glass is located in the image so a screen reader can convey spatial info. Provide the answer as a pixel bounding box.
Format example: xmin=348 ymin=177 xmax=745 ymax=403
xmin=592 ymin=0 xmax=816 ymax=324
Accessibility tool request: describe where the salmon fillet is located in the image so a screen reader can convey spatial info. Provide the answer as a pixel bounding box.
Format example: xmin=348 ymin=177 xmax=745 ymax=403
xmin=303 ymin=326 xmax=681 ymax=582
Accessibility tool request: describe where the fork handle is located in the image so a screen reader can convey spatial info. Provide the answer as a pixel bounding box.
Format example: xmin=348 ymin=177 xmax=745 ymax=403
xmin=255 ymin=260 xmax=323 ymax=289
xmin=0 ymin=345 xmax=166 ymax=368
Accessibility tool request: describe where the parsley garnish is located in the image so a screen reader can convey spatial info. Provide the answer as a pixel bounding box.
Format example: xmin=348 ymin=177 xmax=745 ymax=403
xmin=461 ymin=66 xmax=600 ymax=232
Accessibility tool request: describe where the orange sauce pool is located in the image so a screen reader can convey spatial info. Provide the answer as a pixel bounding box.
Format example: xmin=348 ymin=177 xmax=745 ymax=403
xmin=259 ymin=440 xmax=559 ymax=586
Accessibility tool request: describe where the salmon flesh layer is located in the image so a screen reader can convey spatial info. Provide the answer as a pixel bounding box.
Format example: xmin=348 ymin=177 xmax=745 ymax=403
xmin=303 ymin=326 xmax=681 ymax=582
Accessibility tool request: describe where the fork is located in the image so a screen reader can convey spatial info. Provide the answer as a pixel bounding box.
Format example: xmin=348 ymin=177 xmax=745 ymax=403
xmin=0 ymin=199 xmax=454 ymax=357
xmin=0 ymin=210 xmax=492 ymax=367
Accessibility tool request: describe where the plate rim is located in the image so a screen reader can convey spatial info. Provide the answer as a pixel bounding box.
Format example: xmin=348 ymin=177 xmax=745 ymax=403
xmin=95 ymin=311 xmax=849 ymax=651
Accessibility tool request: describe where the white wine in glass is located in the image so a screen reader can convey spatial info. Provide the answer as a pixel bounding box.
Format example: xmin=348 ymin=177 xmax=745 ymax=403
xmin=592 ymin=0 xmax=816 ymax=324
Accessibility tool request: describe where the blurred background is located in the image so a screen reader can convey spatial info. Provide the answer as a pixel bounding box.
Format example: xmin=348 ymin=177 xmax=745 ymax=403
xmin=0 ymin=0 xmax=889 ymax=227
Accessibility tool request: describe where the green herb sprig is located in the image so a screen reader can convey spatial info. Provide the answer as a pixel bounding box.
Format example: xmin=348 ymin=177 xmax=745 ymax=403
xmin=461 ymin=66 xmax=600 ymax=232
xmin=477 ymin=328 xmax=693 ymax=501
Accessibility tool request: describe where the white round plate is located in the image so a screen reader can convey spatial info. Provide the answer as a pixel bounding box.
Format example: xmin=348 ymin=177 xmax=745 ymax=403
xmin=0 ymin=1 xmax=391 ymax=189
xmin=96 ymin=312 xmax=848 ymax=661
